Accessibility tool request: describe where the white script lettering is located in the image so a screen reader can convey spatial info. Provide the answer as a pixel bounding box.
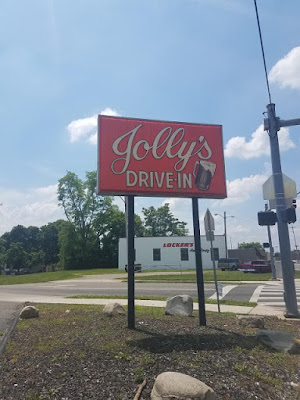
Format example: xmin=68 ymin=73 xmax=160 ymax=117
xmin=111 ymin=124 xmax=212 ymax=174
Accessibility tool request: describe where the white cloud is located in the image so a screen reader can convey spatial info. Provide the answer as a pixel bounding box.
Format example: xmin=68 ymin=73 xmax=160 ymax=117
xmin=269 ymin=47 xmax=300 ymax=90
xmin=67 ymin=115 xmax=97 ymax=143
xmin=224 ymin=174 xmax=267 ymax=205
xmin=67 ymin=107 xmax=120 ymax=144
xmin=224 ymin=124 xmax=295 ymax=159
xmin=0 ymin=184 xmax=65 ymax=236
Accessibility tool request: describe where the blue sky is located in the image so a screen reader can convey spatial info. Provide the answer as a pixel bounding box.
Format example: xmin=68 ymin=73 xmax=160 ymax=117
xmin=1 ymin=0 xmax=300 ymax=251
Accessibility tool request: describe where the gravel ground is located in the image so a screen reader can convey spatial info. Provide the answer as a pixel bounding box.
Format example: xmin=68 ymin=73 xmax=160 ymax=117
xmin=0 ymin=304 xmax=300 ymax=400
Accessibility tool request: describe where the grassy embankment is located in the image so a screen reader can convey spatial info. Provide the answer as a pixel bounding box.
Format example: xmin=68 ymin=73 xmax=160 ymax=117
xmin=1 ymin=268 xmax=299 ymax=285
xmin=0 ymin=268 xmax=123 ymax=285
xmin=133 ymin=270 xmax=300 ymax=282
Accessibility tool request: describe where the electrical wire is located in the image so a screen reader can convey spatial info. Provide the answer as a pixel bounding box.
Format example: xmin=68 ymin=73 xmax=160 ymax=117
xmin=253 ymin=0 xmax=272 ymax=104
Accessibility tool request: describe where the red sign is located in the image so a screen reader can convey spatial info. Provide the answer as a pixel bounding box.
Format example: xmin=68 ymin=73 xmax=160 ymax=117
xmin=98 ymin=116 xmax=226 ymax=198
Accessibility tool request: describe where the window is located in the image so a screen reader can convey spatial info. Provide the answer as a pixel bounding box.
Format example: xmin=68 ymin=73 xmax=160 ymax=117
xmin=153 ymin=248 xmax=161 ymax=261
xmin=210 ymin=248 xmax=219 ymax=261
xmin=181 ymin=248 xmax=189 ymax=261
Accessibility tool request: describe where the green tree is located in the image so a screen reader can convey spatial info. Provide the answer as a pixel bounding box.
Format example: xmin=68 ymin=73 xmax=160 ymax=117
xmin=238 ymin=242 xmax=263 ymax=249
xmin=40 ymin=220 xmax=67 ymax=268
xmin=0 ymin=239 xmax=6 ymax=273
xmin=142 ymin=203 xmax=188 ymax=237
xmin=95 ymin=203 xmax=145 ymax=266
xmin=6 ymin=242 xmax=28 ymax=274
xmin=28 ymin=250 xmax=45 ymax=272
xmin=57 ymin=171 xmax=113 ymax=269
xmin=1 ymin=225 xmax=40 ymax=253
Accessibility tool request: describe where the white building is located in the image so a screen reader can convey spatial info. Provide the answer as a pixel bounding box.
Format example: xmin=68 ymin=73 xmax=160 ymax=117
xmin=118 ymin=235 xmax=226 ymax=271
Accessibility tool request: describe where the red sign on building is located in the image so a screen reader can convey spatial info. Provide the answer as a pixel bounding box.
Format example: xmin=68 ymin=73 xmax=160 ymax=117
xmin=97 ymin=116 xmax=226 ymax=198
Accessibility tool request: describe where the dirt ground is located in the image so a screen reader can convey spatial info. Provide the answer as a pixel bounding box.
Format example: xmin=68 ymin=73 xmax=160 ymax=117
xmin=0 ymin=304 xmax=300 ymax=400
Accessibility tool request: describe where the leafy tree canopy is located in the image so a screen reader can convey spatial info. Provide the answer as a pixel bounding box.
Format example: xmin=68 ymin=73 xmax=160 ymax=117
xmin=142 ymin=203 xmax=188 ymax=237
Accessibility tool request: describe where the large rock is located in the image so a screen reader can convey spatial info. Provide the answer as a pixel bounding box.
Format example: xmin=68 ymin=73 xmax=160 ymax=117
xmin=102 ymin=302 xmax=126 ymax=316
xmin=151 ymin=372 xmax=215 ymax=400
xmin=256 ymin=330 xmax=300 ymax=354
xmin=237 ymin=316 xmax=265 ymax=329
xmin=20 ymin=306 xmax=39 ymax=319
xmin=165 ymin=295 xmax=193 ymax=317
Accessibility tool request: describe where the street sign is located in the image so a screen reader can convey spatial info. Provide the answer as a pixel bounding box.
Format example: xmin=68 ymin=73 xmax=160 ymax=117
xmin=205 ymin=231 xmax=215 ymax=241
xmin=217 ymin=283 xmax=223 ymax=297
xmin=204 ymin=208 xmax=215 ymax=232
xmin=263 ymin=174 xmax=297 ymax=200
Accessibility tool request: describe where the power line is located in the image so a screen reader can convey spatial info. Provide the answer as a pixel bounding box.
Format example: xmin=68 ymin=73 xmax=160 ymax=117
xmin=253 ymin=0 xmax=272 ymax=104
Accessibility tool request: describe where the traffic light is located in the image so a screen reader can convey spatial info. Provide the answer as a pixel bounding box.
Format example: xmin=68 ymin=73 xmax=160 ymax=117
xmin=258 ymin=211 xmax=277 ymax=226
xmin=263 ymin=242 xmax=270 ymax=248
xmin=282 ymin=207 xmax=297 ymax=224
xmin=292 ymin=199 xmax=297 ymax=208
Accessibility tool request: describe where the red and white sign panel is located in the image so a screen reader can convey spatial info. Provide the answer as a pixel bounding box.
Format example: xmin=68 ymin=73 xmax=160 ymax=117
xmin=98 ymin=116 xmax=227 ymax=198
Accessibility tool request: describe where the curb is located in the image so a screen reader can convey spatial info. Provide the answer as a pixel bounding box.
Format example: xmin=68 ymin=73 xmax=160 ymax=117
xmin=0 ymin=303 xmax=24 ymax=356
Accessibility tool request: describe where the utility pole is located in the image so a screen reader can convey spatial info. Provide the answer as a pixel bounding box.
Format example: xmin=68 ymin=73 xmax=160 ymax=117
xmin=265 ymin=203 xmax=276 ymax=280
xmin=264 ymin=104 xmax=300 ymax=317
xmin=290 ymin=225 xmax=299 ymax=262
xmin=224 ymin=212 xmax=228 ymax=259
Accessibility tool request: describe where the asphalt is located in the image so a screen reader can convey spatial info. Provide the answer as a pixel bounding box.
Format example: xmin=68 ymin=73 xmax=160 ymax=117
xmin=0 ymin=278 xmax=299 ymax=354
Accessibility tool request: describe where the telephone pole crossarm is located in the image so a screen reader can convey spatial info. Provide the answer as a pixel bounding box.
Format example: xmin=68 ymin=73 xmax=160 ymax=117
xmin=264 ymin=117 xmax=300 ymax=131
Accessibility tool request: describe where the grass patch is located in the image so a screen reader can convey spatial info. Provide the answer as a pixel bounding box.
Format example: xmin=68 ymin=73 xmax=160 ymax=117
xmin=0 ymin=268 xmax=122 ymax=285
xmin=134 ymin=270 xmax=274 ymax=282
xmin=67 ymin=294 xmax=256 ymax=307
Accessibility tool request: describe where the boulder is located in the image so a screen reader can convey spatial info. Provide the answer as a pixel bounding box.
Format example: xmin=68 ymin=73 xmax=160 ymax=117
xmin=102 ymin=303 xmax=126 ymax=316
xmin=165 ymin=295 xmax=193 ymax=317
xmin=20 ymin=306 xmax=39 ymax=319
xmin=256 ymin=330 xmax=300 ymax=354
xmin=237 ymin=316 xmax=265 ymax=329
xmin=151 ymin=372 xmax=215 ymax=400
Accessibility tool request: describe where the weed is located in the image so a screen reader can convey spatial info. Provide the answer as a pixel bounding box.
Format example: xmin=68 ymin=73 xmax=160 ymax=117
xmin=49 ymin=388 xmax=59 ymax=396
xmin=51 ymin=354 xmax=68 ymax=362
xmin=234 ymin=362 xmax=247 ymax=373
xmin=115 ymin=351 xmax=131 ymax=361
xmin=25 ymin=390 xmax=41 ymax=400
xmin=134 ymin=367 xmax=145 ymax=383
xmin=249 ymin=366 xmax=282 ymax=388
xmin=77 ymin=350 xmax=87 ymax=360
xmin=234 ymin=346 xmax=247 ymax=354
xmin=141 ymin=353 xmax=156 ymax=366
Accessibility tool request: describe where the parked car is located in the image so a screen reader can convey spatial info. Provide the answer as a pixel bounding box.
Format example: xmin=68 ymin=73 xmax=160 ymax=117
xmin=238 ymin=260 xmax=271 ymax=273
xmin=217 ymin=258 xmax=240 ymax=271
xmin=125 ymin=263 xmax=142 ymax=273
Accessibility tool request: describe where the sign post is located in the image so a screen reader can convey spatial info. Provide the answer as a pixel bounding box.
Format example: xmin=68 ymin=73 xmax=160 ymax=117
xmin=204 ymin=209 xmax=220 ymax=313
xmin=126 ymin=196 xmax=135 ymax=329
xmin=97 ymin=115 xmax=227 ymax=327
xmin=192 ymin=198 xmax=206 ymax=326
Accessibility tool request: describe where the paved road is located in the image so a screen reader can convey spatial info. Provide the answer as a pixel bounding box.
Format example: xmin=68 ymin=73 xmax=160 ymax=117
xmin=0 ymin=275 xmax=263 ymax=303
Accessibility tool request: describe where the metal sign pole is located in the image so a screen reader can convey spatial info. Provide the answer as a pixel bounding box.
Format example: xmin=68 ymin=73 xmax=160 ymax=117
xmin=207 ymin=214 xmax=220 ymax=313
xmin=192 ymin=197 xmax=206 ymax=326
xmin=126 ymin=195 xmax=135 ymax=329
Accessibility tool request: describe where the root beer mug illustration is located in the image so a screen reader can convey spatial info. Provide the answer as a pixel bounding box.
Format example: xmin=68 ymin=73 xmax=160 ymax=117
xmin=193 ymin=160 xmax=216 ymax=191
